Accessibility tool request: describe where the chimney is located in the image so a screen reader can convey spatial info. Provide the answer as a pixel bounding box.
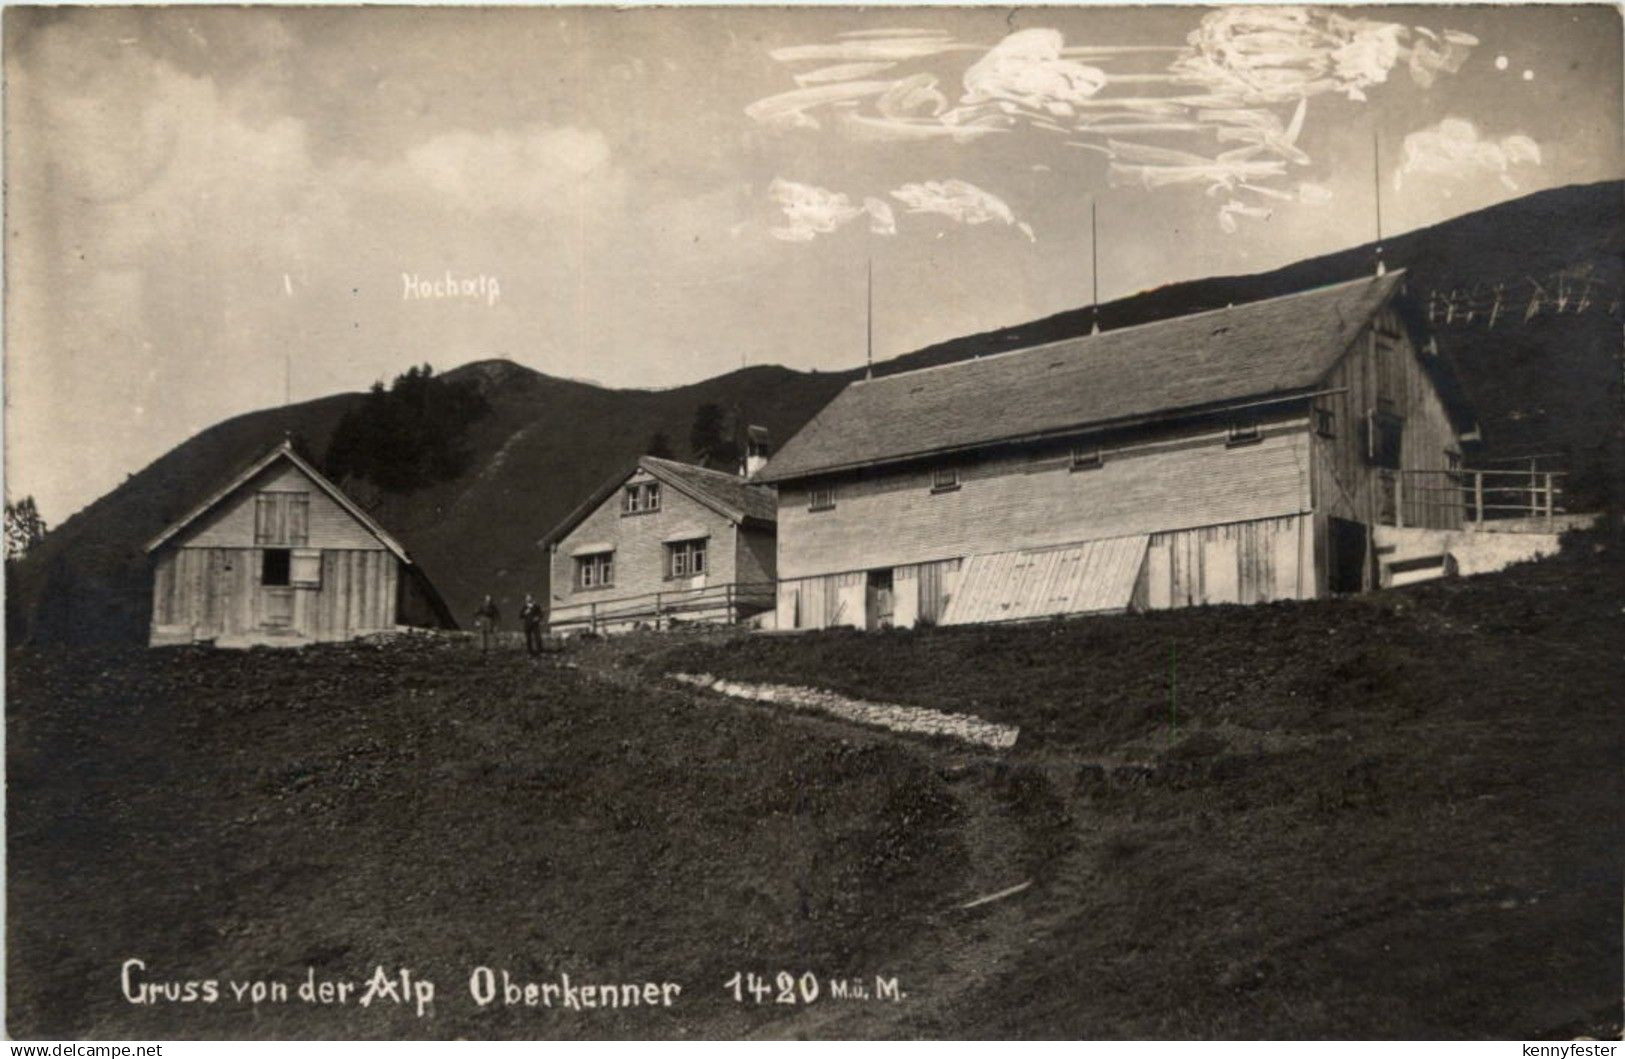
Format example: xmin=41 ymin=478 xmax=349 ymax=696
xmin=741 ymin=425 xmax=772 ymax=479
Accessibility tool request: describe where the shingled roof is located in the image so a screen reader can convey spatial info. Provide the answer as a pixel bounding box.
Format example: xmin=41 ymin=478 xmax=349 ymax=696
xmin=539 ymin=455 xmax=776 ymax=549
xmin=758 ymin=271 xmax=1407 ymax=484
xmin=641 ymin=457 xmax=778 ymax=524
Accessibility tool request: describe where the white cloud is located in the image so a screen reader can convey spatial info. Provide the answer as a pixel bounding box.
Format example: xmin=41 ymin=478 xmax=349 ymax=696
xmin=891 ymin=179 xmax=1019 ymax=227
xmin=1394 ymin=118 xmax=1543 ymax=192
xmin=959 ymin=28 xmax=1107 ymax=118
xmin=766 ymin=178 xmax=894 ymax=241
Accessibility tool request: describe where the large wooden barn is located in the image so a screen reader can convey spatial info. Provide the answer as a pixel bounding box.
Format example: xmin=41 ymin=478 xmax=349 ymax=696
xmin=145 ymin=439 xmax=454 ymax=647
xmin=541 ymin=456 xmax=778 ymax=633
xmin=757 ymin=271 xmax=1473 ymax=631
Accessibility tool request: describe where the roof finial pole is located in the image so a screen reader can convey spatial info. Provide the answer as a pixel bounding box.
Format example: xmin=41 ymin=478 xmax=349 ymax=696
xmin=865 ymin=255 xmax=874 ymax=380
xmin=1373 ymin=129 xmax=1386 ymax=277
xmin=1090 ymin=200 xmax=1101 ymax=334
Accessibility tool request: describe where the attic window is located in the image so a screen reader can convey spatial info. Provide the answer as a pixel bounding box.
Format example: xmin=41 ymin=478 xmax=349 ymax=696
xmin=931 ymin=467 xmax=961 ymax=493
xmin=254 ymin=492 xmax=310 ymax=546
xmin=622 ymin=481 xmax=661 ymax=515
xmin=808 ymin=486 xmax=836 ymax=512
xmin=1070 ymin=446 xmax=1104 ymax=471
xmin=1226 ymin=421 xmax=1263 ymax=447
xmin=1315 ymin=408 xmax=1337 ymax=438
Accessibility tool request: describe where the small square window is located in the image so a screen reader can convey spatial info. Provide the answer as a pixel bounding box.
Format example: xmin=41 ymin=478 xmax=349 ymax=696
xmin=622 ymin=482 xmax=661 ymax=515
xmin=1226 ymin=421 xmax=1262 ymax=447
xmin=809 ymin=486 xmax=836 ymax=512
xmin=931 ymin=467 xmax=960 ymax=493
xmin=1315 ymin=408 xmax=1336 ymax=438
xmin=261 ymin=548 xmax=291 ymax=586
xmin=1070 ymin=446 xmax=1103 ymax=471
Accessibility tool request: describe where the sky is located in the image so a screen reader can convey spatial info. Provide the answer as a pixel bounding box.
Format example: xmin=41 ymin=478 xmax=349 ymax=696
xmin=6 ymin=4 xmax=1621 ymax=525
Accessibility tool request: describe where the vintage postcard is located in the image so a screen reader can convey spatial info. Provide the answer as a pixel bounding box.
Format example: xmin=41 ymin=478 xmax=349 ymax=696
xmin=4 ymin=3 xmax=1621 ymax=1043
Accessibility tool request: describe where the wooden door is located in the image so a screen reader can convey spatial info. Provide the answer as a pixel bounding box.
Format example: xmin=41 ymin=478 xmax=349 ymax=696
xmin=866 ymin=570 xmax=894 ymax=630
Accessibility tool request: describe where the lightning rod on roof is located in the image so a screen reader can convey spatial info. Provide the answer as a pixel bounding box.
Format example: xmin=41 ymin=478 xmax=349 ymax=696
xmin=1373 ymin=129 xmax=1386 ymax=277
xmin=1090 ymin=200 xmax=1101 ymax=334
xmin=865 ymin=256 xmax=874 ymax=380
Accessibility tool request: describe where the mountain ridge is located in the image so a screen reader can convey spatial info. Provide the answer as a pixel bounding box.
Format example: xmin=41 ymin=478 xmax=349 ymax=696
xmin=8 ymin=180 xmax=1620 ymax=645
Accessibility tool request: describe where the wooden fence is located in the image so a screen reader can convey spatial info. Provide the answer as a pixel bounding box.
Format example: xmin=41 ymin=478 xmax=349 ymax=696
xmin=547 ymin=580 xmax=776 ymax=634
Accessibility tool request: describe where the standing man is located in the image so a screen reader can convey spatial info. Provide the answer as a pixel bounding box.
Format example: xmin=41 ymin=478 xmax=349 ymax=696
xmin=475 ymin=594 xmax=501 ymax=657
xmin=520 ymin=593 xmax=545 ymax=656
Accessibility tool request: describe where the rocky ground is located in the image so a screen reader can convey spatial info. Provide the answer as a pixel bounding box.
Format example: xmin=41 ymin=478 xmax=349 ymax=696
xmin=7 ymin=536 xmax=1622 ymax=1039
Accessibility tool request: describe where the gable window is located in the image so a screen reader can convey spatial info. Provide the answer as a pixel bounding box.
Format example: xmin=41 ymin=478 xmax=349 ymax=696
xmin=1315 ymin=408 xmax=1337 ymax=438
xmin=1070 ymin=446 xmax=1104 ymax=471
xmin=666 ymin=538 xmax=707 ymax=578
xmin=808 ymin=486 xmax=836 ymax=512
xmin=261 ymin=548 xmax=292 ymax=586
xmin=622 ymin=481 xmax=661 ymax=515
xmin=1226 ymin=421 xmax=1262 ymax=447
xmin=575 ymin=551 xmax=615 ymax=589
xmin=290 ymin=548 xmax=322 ymax=588
xmin=255 ymin=491 xmax=310 ymax=546
xmin=931 ymin=467 xmax=960 ymax=493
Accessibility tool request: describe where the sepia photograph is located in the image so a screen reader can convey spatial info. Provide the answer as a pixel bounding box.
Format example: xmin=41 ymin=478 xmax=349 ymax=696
xmin=3 ymin=2 xmax=1622 ymax=1043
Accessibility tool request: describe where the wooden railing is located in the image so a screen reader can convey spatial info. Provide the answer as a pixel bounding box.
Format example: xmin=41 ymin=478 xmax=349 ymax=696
xmin=547 ymin=580 xmax=776 ymax=634
xmin=1397 ymin=467 xmax=1566 ymax=530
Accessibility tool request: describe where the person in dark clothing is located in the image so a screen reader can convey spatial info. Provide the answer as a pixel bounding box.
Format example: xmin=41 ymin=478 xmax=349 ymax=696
xmin=475 ymin=595 xmax=501 ymax=656
xmin=520 ymin=594 xmax=545 ymax=655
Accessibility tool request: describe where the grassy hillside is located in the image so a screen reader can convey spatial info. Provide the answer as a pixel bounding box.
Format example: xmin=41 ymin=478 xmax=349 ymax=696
xmin=8 ymin=181 xmax=1620 ymax=645
xmin=8 ymin=544 xmax=1620 ymax=1038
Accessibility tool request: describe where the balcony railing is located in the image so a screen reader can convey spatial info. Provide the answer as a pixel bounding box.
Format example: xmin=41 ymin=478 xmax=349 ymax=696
xmin=547 ymin=580 xmax=776 ymax=634
xmin=1396 ymin=467 xmax=1566 ymax=530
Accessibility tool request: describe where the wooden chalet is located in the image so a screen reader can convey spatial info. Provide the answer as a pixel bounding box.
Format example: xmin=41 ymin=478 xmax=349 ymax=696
xmin=541 ymin=456 xmax=778 ymax=633
xmin=145 ymin=439 xmax=455 ymax=647
xmin=757 ymin=271 xmax=1474 ymax=631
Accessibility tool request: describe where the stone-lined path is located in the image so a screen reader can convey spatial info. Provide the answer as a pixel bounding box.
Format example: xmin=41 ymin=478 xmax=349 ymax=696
xmin=669 ymin=672 xmax=1020 ymax=750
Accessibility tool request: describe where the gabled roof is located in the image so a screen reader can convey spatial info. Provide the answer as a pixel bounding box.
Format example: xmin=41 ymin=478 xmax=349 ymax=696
xmin=539 ymin=456 xmax=777 ymax=550
xmin=758 ymin=271 xmax=1408 ymax=483
xmin=145 ymin=439 xmax=412 ymax=562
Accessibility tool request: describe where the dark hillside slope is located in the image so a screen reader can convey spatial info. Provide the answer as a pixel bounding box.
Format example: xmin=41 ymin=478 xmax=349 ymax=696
xmin=9 ymin=182 xmax=1619 ymax=644
xmin=8 ymin=543 xmax=1618 ymax=1037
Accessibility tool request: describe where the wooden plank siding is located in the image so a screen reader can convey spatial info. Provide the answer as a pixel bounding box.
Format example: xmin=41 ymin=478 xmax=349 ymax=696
xmin=151 ymin=547 xmax=398 ymax=646
xmin=940 ymin=535 xmax=1149 ymax=626
xmin=1140 ymin=514 xmax=1310 ymax=609
xmin=775 ymin=413 xmax=1313 ymax=582
xmin=180 ymin=462 xmax=385 ymax=550
xmin=1308 ymin=307 xmax=1466 ymax=592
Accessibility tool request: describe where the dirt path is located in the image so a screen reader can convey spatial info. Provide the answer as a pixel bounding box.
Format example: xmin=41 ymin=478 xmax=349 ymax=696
xmin=559 ymin=635 xmax=1075 ymax=1039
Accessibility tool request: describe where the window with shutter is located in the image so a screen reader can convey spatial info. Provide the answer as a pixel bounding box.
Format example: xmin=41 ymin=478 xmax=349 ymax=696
xmin=290 ymin=548 xmax=321 ymax=587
